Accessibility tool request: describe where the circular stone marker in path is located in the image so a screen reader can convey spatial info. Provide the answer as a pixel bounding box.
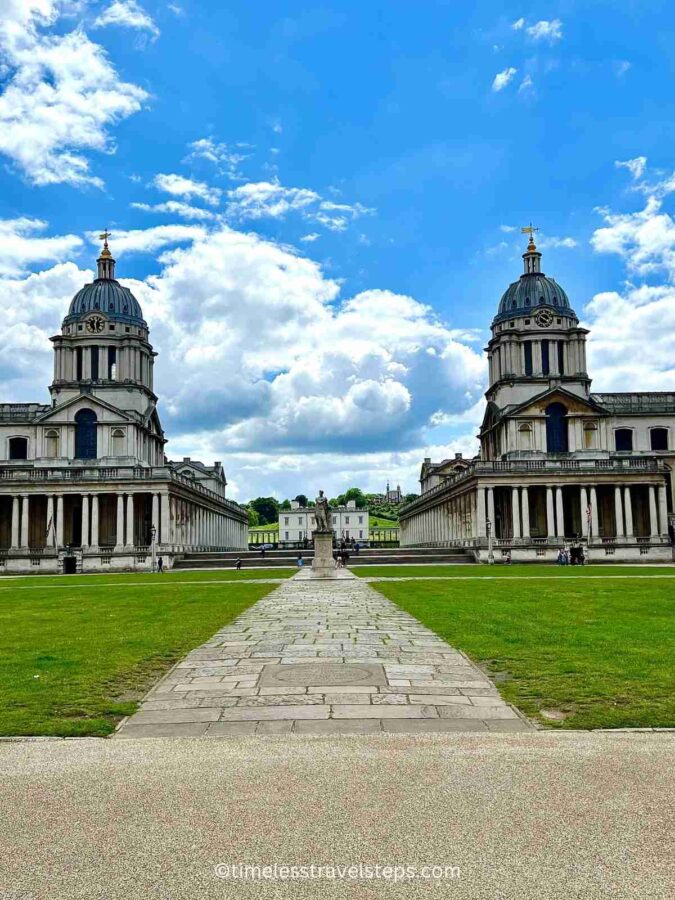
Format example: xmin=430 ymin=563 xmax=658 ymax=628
xmin=260 ymin=662 xmax=387 ymax=688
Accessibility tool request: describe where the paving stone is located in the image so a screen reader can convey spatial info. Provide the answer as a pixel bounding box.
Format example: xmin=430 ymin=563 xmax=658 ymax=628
xmin=205 ymin=722 xmax=257 ymax=737
xmin=381 ymin=719 xmax=489 ymax=733
xmin=128 ymin=708 xmax=222 ymax=725
xmin=220 ymin=705 xmax=331 ymax=721
xmin=294 ymin=719 xmax=382 ymax=734
xmin=438 ymin=705 xmax=519 ymax=720
xmin=116 ymin=722 xmax=210 ymax=738
xmin=256 ymin=720 xmax=294 ymax=734
xmin=331 ymin=704 xmax=438 ymax=719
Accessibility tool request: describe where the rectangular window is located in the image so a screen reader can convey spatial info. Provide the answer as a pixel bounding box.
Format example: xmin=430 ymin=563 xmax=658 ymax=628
xmin=284 ymin=532 xmax=289 ymax=540
xmin=557 ymin=341 xmax=565 ymax=375
xmin=541 ymin=340 xmax=550 ymax=376
xmin=523 ymin=342 xmax=533 ymax=376
xmin=358 ymin=516 xmax=363 ymax=524
xmin=108 ymin=347 xmax=117 ymax=380
xmin=76 ymin=348 xmax=83 ymax=381
xmin=91 ymin=346 xmax=99 ymax=381
xmin=345 ymin=516 xmax=350 ymax=524
xmin=284 ymin=517 xmax=289 ymax=525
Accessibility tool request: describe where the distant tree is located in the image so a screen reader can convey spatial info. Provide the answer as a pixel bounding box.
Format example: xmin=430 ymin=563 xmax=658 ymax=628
xmin=249 ymin=497 xmax=280 ymax=526
xmin=294 ymin=494 xmax=308 ymax=507
xmin=404 ymin=493 xmax=419 ymax=503
xmin=279 ymin=499 xmax=291 ymax=510
xmin=329 ymin=497 xmax=339 ymax=507
xmin=343 ymin=487 xmax=367 ymax=508
xmin=248 ymin=507 xmax=260 ymax=527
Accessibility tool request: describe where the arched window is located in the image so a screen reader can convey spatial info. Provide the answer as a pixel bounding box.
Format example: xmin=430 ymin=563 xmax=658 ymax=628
xmin=45 ymin=430 xmax=59 ymax=458
xmin=75 ymin=409 xmax=98 ymax=459
xmin=111 ymin=428 xmax=125 ymax=457
xmin=545 ymin=402 xmax=568 ymax=453
xmin=9 ymin=437 xmax=28 ymax=460
xmin=518 ymin=422 xmax=532 ymax=450
xmin=650 ymin=428 xmax=668 ymax=451
xmin=615 ymin=429 xmax=633 ymax=452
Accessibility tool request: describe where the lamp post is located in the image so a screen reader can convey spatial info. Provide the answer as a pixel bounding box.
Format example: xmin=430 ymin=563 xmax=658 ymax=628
xmin=486 ymin=518 xmax=494 ymax=565
xmin=150 ymin=524 xmax=157 ymax=573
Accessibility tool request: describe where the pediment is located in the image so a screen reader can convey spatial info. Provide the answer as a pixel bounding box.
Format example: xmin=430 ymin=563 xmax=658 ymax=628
xmin=37 ymin=394 xmax=134 ymax=424
xmin=513 ymin=387 xmax=608 ymax=418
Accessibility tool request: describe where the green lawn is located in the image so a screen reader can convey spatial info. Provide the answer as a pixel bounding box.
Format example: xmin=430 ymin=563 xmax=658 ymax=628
xmin=370 ymin=570 xmax=675 ymax=729
xmin=0 ymin=570 xmax=288 ymax=738
xmin=352 ymin=563 xmax=675 ymax=579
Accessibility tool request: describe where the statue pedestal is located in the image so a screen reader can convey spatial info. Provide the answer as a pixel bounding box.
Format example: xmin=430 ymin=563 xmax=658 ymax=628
xmin=311 ymin=531 xmax=335 ymax=578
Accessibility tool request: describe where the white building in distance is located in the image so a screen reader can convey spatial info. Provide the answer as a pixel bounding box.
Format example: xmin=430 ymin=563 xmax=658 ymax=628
xmin=0 ymin=238 xmax=248 ymax=573
xmin=280 ymin=500 xmax=370 ymax=546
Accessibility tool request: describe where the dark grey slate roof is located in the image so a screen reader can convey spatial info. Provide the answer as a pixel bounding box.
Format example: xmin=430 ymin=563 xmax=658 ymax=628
xmin=494 ymin=273 xmax=576 ymax=324
xmin=63 ymin=279 xmax=146 ymax=327
xmin=592 ymin=392 xmax=675 ymax=414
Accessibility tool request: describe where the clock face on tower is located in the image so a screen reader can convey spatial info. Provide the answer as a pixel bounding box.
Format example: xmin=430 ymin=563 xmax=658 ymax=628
xmin=534 ymin=308 xmax=554 ymax=328
xmin=85 ymin=315 xmax=106 ymax=334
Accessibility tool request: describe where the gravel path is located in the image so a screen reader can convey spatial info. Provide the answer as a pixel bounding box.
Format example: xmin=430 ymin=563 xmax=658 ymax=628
xmin=1 ymin=733 xmax=673 ymax=899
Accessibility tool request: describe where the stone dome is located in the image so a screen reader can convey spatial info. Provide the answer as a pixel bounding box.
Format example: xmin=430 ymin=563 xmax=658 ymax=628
xmin=62 ymin=238 xmax=146 ymax=327
xmin=493 ymin=236 xmax=578 ymax=325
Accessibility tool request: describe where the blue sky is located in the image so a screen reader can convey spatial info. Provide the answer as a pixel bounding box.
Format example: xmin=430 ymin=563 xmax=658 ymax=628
xmin=1 ymin=0 xmax=674 ymax=499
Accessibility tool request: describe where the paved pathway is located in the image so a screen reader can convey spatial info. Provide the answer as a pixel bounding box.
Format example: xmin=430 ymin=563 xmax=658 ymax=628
xmin=117 ymin=575 xmax=530 ymax=737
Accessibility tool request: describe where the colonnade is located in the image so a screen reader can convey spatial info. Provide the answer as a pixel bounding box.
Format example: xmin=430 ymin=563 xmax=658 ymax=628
xmin=401 ymin=481 xmax=670 ymax=545
xmin=5 ymin=490 xmax=245 ymax=550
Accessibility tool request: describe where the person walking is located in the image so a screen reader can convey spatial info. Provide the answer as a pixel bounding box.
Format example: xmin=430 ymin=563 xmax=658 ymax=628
xmin=235 ymin=557 xmax=242 ymax=570
xmin=296 ymin=553 xmax=304 ymax=568
xmin=157 ymin=556 xmax=164 ymax=573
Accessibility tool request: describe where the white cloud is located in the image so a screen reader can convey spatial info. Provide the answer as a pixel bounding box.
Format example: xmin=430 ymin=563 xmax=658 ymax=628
xmin=225 ymin=179 xmax=373 ymax=231
xmin=526 ymin=19 xmax=563 ymax=42
xmin=87 ymin=225 xmax=206 ymax=256
xmin=0 ymin=217 xmax=82 ymax=277
xmin=94 ymin=1 xmax=159 ymax=38
xmin=153 ymin=173 xmax=222 ymax=206
xmin=539 ymin=235 xmax=577 ymax=249
xmin=585 ymin=284 xmax=675 ymax=392
xmin=615 ymin=156 xmax=647 ymax=180
xmin=511 ymin=17 xmax=525 ymax=31
xmin=492 ymin=67 xmax=517 ymax=91
xmin=186 ymin=137 xmax=250 ymax=180
xmin=132 ymin=201 xmax=217 ymax=221
xmin=300 ymin=233 xmax=320 ymax=243
xmin=518 ymin=74 xmax=534 ymax=94
xmin=591 ymin=195 xmax=675 ymax=278
xmin=613 ymin=60 xmax=631 ymax=78
xmin=499 ymin=225 xmax=516 ymax=233
xmin=0 ymin=1 xmax=147 ymax=186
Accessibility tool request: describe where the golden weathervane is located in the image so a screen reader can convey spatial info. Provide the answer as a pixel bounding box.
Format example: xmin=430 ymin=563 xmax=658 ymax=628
xmin=521 ymin=223 xmax=539 ymax=244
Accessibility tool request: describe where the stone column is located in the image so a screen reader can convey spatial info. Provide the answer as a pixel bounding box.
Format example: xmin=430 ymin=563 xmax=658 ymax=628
xmin=20 ymin=495 xmax=30 ymax=548
xmin=487 ymin=487 xmax=495 ymax=534
xmin=151 ymin=493 xmax=159 ymax=545
xmin=555 ymin=487 xmax=564 ymax=538
xmin=649 ymin=486 xmax=659 ymax=539
xmin=590 ymin=487 xmax=599 ymax=540
xmin=91 ymin=495 xmax=99 ymax=548
xmin=521 ymin=487 xmax=530 ymax=539
xmin=623 ymin=486 xmax=634 ymax=538
xmin=81 ymin=494 xmax=90 ymax=548
xmin=476 ymin=487 xmax=487 ymax=538
xmin=116 ymin=494 xmax=125 ymax=549
xmin=657 ymin=484 xmax=668 ymax=537
xmin=10 ymin=496 xmax=20 ymax=548
xmin=46 ymin=495 xmax=54 ymax=548
xmin=56 ymin=495 xmax=64 ymax=547
xmin=546 ymin=486 xmax=555 ymax=539
xmin=160 ymin=492 xmax=170 ymax=545
xmin=126 ymin=494 xmax=135 ymax=547
xmin=511 ymin=487 xmax=521 ymax=539
xmin=579 ymin=486 xmax=588 ymax=540
xmin=614 ymin=486 xmax=624 ymax=537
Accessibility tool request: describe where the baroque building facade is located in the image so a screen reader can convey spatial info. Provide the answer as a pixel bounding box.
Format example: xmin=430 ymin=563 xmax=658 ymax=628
xmin=0 ymin=239 xmax=248 ymax=573
xmin=400 ymin=234 xmax=674 ymax=562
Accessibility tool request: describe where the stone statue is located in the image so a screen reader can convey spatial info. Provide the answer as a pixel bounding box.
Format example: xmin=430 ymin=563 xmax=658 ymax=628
xmin=314 ymin=490 xmax=332 ymax=532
